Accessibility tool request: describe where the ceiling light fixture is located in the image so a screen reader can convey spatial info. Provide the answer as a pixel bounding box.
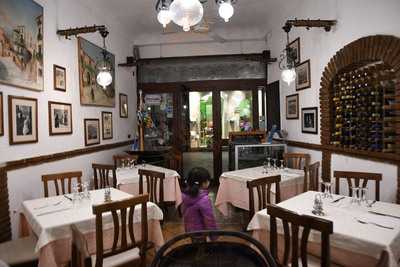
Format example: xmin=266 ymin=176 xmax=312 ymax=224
xmin=217 ymin=0 xmax=234 ymax=22
xmin=96 ymin=29 xmax=113 ymax=89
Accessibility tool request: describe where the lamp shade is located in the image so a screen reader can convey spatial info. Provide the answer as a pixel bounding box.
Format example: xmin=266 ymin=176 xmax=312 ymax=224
xmin=281 ymin=68 xmax=296 ymax=86
xmin=169 ymin=0 xmax=203 ymax=32
xmin=218 ymin=2 xmax=234 ymax=22
xmin=157 ymin=9 xmax=171 ymax=28
xmin=97 ymin=69 xmax=112 ymax=89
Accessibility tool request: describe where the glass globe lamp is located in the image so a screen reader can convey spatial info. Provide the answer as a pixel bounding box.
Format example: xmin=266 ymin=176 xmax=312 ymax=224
xmin=218 ymin=1 xmax=234 ymax=22
xmin=281 ymin=68 xmax=296 ymax=86
xmin=157 ymin=8 xmax=171 ymax=28
xmin=169 ymin=0 xmax=203 ymax=32
xmin=96 ymin=59 xmax=113 ymax=89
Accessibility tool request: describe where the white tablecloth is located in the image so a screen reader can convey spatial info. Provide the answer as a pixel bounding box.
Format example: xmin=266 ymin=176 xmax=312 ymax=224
xmin=215 ymin=167 xmax=304 ymax=216
xmin=22 ymin=188 xmax=164 ymax=252
xmin=247 ymin=191 xmax=400 ymax=267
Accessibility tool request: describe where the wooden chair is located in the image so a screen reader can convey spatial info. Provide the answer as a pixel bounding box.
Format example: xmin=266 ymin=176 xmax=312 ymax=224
xmin=89 ymin=194 xmax=149 ymax=267
xmin=267 ymin=204 xmax=333 ymax=267
xmin=283 ymin=153 xmax=310 ymax=170
xmin=246 ymin=175 xmax=281 ymax=221
xmin=113 ymin=154 xmax=138 ymax=168
xmin=92 ymin=164 xmax=117 ymax=189
xmin=333 ymin=171 xmax=382 ymax=201
xmin=41 ymin=171 xmax=82 ymax=197
xmin=139 ymin=169 xmax=165 ymax=210
xmin=304 ymin=162 xmax=320 ymax=192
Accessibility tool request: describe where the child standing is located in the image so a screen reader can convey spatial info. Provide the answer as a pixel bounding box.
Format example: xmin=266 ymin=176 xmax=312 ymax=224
xmin=181 ymin=167 xmax=217 ymax=234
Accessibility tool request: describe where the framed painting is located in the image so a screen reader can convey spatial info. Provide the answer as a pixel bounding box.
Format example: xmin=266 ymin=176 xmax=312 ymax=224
xmin=0 ymin=92 xmax=3 ymax=136
xmin=53 ymin=65 xmax=66 ymax=91
xmin=119 ymin=93 xmax=128 ymax=118
xmin=84 ymin=118 xmax=100 ymax=146
xmin=8 ymin=95 xmax=38 ymax=144
xmin=78 ymin=37 xmax=115 ymax=107
xmin=287 ymin=37 xmax=300 ymax=65
xmin=296 ymin=60 xmax=311 ymax=91
xmin=0 ymin=0 xmax=44 ymax=91
xmin=48 ymin=101 xmax=72 ymax=135
xmin=286 ymin=93 xmax=299 ymax=120
xmin=101 ymin=111 xmax=113 ymax=140
xmin=302 ymin=107 xmax=318 ymax=134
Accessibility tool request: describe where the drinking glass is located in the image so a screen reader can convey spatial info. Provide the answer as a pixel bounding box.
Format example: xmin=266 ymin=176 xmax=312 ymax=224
xmin=142 ymin=160 xmax=146 ymax=167
xmin=104 ymin=186 xmax=111 ymax=202
xmin=129 ymin=160 xmax=135 ymax=169
xmin=350 ymin=187 xmax=360 ymax=205
xmin=322 ymin=182 xmax=333 ymax=199
xmin=280 ymin=160 xmax=284 ymax=170
xmin=360 ymin=187 xmax=368 ymax=204
xmin=72 ymin=182 xmax=80 ymax=207
xmin=82 ymin=181 xmax=90 ymax=199
xmin=262 ymin=161 xmax=268 ymax=174
xmin=267 ymin=157 xmax=271 ymax=169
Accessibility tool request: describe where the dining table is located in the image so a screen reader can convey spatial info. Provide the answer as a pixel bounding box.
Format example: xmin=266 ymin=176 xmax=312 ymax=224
xmin=115 ymin=164 xmax=182 ymax=207
xmin=215 ymin=166 xmax=304 ymax=216
xmin=247 ymin=191 xmax=400 ymax=267
xmin=20 ymin=188 xmax=164 ymax=267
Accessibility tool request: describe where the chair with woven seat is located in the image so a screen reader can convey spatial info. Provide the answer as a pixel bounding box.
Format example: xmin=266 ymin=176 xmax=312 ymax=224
xmin=41 ymin=171 xmax=82 ymax=197
xmin=267 ymin=204 xmax=334 ymax=267
xmin=283 ymin=153 xmax=310 ymax=170
xmin=304 ymin=162 xmax=321 ymax=192
xmin=113 ymin=154 xmax=138 ymax=169
xmin=92 ymin=164 xmax=117 ymax=189
xmin=333 ymin=171 xmax=382 ymax=201
xmin=246 ymin=175 xmax=281 ymax=221
xmin=0 ymin=236 xmax=38 ymax=267
xmin=138 ymin=169 xmax=166 ymax=212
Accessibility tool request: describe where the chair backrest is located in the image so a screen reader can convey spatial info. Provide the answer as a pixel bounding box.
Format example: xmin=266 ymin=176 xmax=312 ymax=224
xmin=113 ymin=154 xmax=138 ymax=168
xmin=246 ymin=175 xmax=281 ymax=220
xmin=333 ymin=171 xmax=382 ymax=201
xmin=92 ymin=194 xmax=149 ymax=267
xmin=304 ymin=162 xmax=320 ymax=192
xmin=92 ymin=163 xmax=116 ymax=189
xmin=267 ymin=204 xmax=333 ymax=267
xmin=41 ymin=171 xmax=82 ymax=197
xmin=283 ymin=153 xmax=310 ymax=170
xmin=138 ymin=169 xmax=165 ymax=204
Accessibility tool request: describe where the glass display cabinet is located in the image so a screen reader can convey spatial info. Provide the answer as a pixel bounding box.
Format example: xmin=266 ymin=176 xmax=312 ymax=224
xmin=234 ymin=143 xmax=287 ymax=170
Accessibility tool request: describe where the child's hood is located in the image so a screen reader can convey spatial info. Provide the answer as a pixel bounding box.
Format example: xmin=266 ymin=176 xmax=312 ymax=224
xmin=182 ymin=190 xmax=209 ymax=207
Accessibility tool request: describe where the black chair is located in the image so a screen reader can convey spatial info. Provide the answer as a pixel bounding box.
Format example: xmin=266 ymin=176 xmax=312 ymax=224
xmin=151 ymin=230 xmax=277 ymax=267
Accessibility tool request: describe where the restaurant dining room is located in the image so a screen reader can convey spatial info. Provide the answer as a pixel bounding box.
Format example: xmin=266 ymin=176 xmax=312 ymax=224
xmin=0 ymin=0 xmax=400 ymax=266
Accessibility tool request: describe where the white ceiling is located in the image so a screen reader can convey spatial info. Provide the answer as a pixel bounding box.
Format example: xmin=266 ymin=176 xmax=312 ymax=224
xmin=80 ymin=0 xmax=278 ymax=44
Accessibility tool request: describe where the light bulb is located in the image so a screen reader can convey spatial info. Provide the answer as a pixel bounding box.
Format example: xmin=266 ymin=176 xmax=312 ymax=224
xmin=218 ymin=2 xmax=234 ymax=22
xmin=96 ymin=70 xmax=112 ymax=89
xmin=169 ymin=0 xmax=203 ymax=30
xmin=281 ymin=68 xmax=296 ymax=86
xmin=157 ymin=9 xmax=171 ymax=28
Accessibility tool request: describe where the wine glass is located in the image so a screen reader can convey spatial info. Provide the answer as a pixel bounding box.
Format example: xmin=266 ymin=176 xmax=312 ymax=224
xmin=267 ymin=157 xmax=271 ymax=169
xmin=350 ymin=187 xmax=360 ymax=205
xmin=262 ymin=161 xmax=268 ymax=174
xmin=280 ymin=160 xmax=284 ymax=170
xmin=142 ymin=160 xmax=146 ymax=167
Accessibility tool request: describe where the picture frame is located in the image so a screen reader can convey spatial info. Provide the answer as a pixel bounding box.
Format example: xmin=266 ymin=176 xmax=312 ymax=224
xmin=301 ymin=107 xmax=318 ymax=134
xmin=119 ymin=94 xmax=128 ymax=118
xmin=101 ymin=111 xmax=113 ymax=140
xmin=296 ymin=60 xmax=311 ymax=91
xmin=8 ymin=95 xmax=38 ymax=145
xmin=0 ymin=92 xmax=3 ymax=136
xmin=286 ymin=93 xmax=299 ymax=120
xmin=53 ymin=65 xmax=66 ymax=91
xmin=0 ymin=0 xmax=44 ymax=91
xmin=78 ymin=37 xmax=115 ymax=107
xmin=84 ymin=118 xmax=100 ymax=146
xmin=287 ymin=37 xmax=300 ymax=65
xmin=48 ymin=101 xmax=72 ymax=135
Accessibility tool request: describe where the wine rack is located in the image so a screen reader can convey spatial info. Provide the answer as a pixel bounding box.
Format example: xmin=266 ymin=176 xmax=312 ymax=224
xmin=331 ymin=62 xmax=399 ymax=154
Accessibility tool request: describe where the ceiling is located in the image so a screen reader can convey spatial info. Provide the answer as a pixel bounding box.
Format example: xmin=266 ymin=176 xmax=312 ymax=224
xmin=80 ymin=0 xmax=278 ymax=44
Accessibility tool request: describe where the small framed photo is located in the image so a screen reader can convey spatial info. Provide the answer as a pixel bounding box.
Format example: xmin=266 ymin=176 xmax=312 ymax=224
xmin=84 ymin=119 xmax=100 ymax=146
xmin=302 ymin=107 xmax=318 ymax=134
xmin=286 ymin=93 xmax=299 ymax=120
xmin=0 ymin=92 xmax=3 ymax=136
xmin=53 ymin=65 xmax=66 ymax=91
xmin=296 ymin=60 xmax=311 ymax=91
xmin=48 ymin=101 xmax=72 ymax=135
xmin=8 ymin=95 xmax=38 ymax=145
xmin=287 ymin=37 xmax=300 ymax=65
xmin=119 ymin=94 xmax=128 ymax=118
xmin=101 ymin=111 xmax=113 ymax=140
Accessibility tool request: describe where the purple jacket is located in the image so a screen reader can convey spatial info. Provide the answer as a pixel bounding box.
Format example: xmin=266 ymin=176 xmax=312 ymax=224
xmin=181 ymin=189 xmax=217 ymax=233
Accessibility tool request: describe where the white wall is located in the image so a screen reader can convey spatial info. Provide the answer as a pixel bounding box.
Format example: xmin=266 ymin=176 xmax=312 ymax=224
xmin=266 ymin=0 xmax=400 ymax=202
xmin=0 ymin=0 xmax=137 ymax=237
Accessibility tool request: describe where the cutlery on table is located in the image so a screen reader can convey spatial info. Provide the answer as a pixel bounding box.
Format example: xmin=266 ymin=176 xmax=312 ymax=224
xmin=367 ymin=200 xmax=376 ymax=208
xmin=355 ymin=218 xmax=394 ymax=230
xmin=34 ymin=200 xmax=64 ymax=210
xmin=368 ymin=211 xmax=400 ymax=220
xmin=64 ymin=195 xmax=73 ymax=201
xmin=36 ymin=207 xmax=71 ymax=217
xmin=331 ymin=196 xmax=345 ymax=203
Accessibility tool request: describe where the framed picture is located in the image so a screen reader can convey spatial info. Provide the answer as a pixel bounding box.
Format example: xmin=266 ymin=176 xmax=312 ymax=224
xmin=48 ymin=101 xmax=72 ymax=135
xmin=286 ymin=93 xmax=299 ymax=120
xmin=84 ymin=119 xmax=100 ymax=146
xmin=296 ymin=60 xmax=311 ymax=91
xmin=101 ymin=111 xmax=113 ymax=140
xmin=287 ymin=37 xmax=300 ymax=65
xmin=78 ymin=37 xmax=115 ymax=107
xmin=0 ymin=92 xmax=3 ymax=136
xmin=53 ymin=65 xmax=66 ymax=91
xmin=302 ymin=107 xmax=318 ymax=134
xmin=0 ymin=0 xmax=44 ymax=91
xmin=8 ymin=95 xmax=38 ymax=145
xmin=119 ymin=94 xmax=128 ymax=118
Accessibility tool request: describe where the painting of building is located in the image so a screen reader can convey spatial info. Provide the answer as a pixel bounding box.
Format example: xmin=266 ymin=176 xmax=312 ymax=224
xmin=0 ymin=0 xmax=44 ymax=91
xmin=78 ymin=37 xmax=115 ymax=107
